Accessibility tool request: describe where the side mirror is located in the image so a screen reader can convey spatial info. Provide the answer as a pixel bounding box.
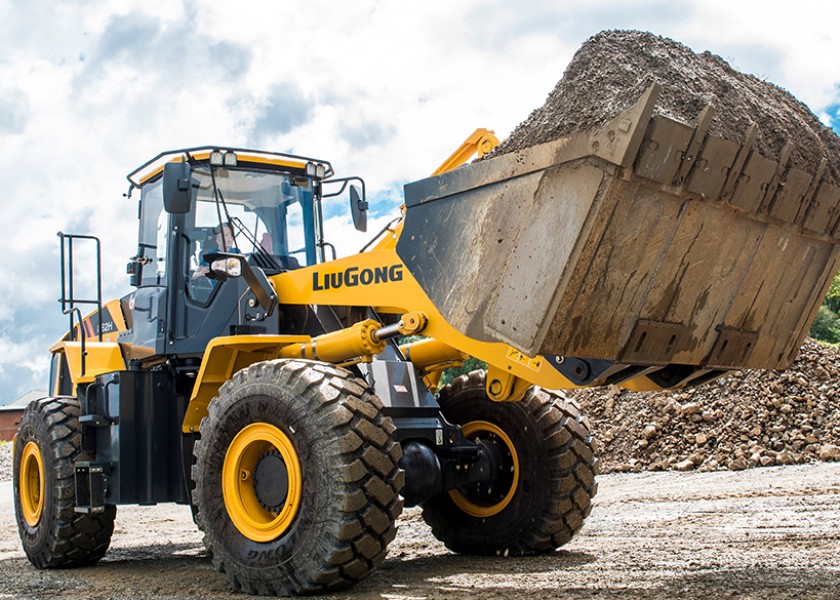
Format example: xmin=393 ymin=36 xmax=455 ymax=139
xmin=350 ymin=185 xmax=368 ymax=232
xmin=162 ymin=161 xmax=195 ymax=214
xmin=126 ymin=260 xmax=141 ymax=287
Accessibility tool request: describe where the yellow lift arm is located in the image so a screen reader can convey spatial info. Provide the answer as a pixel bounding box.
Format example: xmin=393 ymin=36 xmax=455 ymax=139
xmin=431 ymin=128 xmax=500 ymax=176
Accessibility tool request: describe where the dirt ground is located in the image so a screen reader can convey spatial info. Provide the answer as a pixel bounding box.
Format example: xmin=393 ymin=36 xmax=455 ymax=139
xmin=2 ymin=463 xmax=839 ymax=600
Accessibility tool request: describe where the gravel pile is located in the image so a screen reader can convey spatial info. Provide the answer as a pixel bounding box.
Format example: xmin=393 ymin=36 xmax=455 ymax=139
xmin=492 ymin=30 xmax=840 ymax=179
xmin=0 ymin=442 xmax=12 ymax=482
xmin=568 ymin=338 xmax=840 ymax=473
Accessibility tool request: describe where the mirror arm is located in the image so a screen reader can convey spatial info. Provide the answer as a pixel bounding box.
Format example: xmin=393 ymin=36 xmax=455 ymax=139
xmin=322 ymin=176 xmax=366 ymax=199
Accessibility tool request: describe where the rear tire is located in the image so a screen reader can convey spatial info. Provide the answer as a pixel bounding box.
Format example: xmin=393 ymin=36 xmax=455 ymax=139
xmin=422 ymin=370 xmax=598 ymax=555
xmin=13 ymin=396 xmax=116 ymax=568
xmin=193 ymin=359 xmax=404 ymax=596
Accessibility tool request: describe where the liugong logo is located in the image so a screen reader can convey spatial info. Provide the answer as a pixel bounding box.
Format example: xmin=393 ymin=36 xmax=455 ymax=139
xmin=312 ymin=265 xmax=403 ymax=291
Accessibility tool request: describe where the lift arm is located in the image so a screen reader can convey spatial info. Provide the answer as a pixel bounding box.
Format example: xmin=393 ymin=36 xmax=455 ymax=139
xmin=431 ymin=128 xmax=500 ymax=176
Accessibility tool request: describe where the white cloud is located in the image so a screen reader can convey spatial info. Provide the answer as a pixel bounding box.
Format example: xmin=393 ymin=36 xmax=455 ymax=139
xmin=0 ymin=0 xmax=838 ymax=404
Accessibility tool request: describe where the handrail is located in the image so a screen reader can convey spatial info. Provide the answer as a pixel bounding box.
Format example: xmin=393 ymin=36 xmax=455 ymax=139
xmin=57 ymin=232 xmax=103 ymax=345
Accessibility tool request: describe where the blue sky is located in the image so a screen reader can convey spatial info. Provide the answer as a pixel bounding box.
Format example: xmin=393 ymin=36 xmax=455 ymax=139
xmin=0 ymin=0 xmax=839 ymax=404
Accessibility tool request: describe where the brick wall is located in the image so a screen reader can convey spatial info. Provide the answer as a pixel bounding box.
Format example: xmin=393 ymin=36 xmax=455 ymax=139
xmin=0 ymin=410 xmax=23 ymax=441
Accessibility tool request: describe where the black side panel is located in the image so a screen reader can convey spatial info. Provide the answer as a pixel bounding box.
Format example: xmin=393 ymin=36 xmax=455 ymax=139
xmin=49 ymin=352 xmax=73 ymax=396
xmin=90 ymin=371 xmax=188 ymax=505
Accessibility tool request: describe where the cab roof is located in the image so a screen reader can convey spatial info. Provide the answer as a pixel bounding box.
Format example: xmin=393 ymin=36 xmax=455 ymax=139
xmin=126 ymin=146 xmax=334 ymax=189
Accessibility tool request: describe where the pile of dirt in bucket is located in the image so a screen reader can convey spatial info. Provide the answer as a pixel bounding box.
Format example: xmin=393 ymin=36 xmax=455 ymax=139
xmin=492 ymin=30 xmax=840 ymax=179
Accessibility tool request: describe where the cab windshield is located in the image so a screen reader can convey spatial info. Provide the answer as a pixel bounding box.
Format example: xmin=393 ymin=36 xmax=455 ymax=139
xmin=136 ymin=164 xmax=318 ymax=289
xmin=189 ymin=166 xmax=317 ymax=269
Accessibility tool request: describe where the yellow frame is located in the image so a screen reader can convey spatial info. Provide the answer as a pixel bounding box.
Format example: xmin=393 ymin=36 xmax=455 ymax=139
xmin=271 ymin=250 xmax=579 ymax=391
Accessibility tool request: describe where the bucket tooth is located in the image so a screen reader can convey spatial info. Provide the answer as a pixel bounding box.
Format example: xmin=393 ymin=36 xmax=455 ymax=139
xmin=720 ymin=124 xmax=758 ymax=201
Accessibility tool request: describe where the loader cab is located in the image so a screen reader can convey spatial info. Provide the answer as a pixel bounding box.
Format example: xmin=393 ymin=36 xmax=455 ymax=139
xmin=125 ymin=148 xmax=334 ymax=357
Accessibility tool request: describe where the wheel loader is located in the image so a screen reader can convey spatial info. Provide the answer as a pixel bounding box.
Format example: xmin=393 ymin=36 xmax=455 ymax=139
xmin=13 ymin=83 xmax=840 ymax=595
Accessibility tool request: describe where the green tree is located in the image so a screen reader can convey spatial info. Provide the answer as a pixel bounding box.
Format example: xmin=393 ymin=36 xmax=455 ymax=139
xmin=438 ymin=357 xmax=487 ymax=388
xmin=824 ymin=271 xmax=840 ymax=315
xmin=399 ymin=335 xmax=487 ymax=390
xmin=809 ymin=304 xmax=840 ymax=343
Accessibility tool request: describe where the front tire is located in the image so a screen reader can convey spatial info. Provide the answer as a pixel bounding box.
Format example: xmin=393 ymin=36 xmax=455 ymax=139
xmin=193 ymin=359 xmax=404 ymax=596
xmin=422 ymin=370 xmax=598 ymax=555
xmin=13 ymin=396 xmax=116 ymax=568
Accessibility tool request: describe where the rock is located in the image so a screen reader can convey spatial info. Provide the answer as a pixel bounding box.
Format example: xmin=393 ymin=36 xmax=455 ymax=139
xmin=675 ymin=459 xmax=695 ymax=471
xmin=642 ymin=425 xmax=658 ymax=440
xmin=819 ymin=444 xmax=840 ymax=461
xmin=728 ymin=457 xmax=750 ymax=471
xmin=695 ymin=433 xmax=708 ymax=446
xmin=681 ymin=402 xmax=702 ymax=416
xmin=777 ymin=450 xmax=795 ymax=465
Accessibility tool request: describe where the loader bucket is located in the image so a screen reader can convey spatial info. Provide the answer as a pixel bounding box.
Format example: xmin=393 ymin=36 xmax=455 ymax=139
xmin=396 ymin=84 xmax=840 ymax=371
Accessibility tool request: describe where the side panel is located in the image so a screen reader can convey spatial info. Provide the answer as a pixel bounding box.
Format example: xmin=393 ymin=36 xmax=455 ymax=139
xmin=120 ymin=286 xmax=167 ymax=360
xmin=90 ymin=370 xmax=188 ymax=505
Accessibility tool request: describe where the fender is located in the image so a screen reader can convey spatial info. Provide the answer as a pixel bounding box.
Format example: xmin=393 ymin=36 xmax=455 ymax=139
xmin=48 ymin=341 xmax=126 ymax=388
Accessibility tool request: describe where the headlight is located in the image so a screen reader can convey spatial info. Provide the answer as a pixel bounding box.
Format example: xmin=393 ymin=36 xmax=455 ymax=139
xmin=210 ymin=257 xmax=242 ymax=278
xmin=306 ymin=161 xmax=327 ymax=179
xmin=224 ymin=152 xmax=237 ymax=167
xmin=210 ymin=151 xmax=224 ymax=166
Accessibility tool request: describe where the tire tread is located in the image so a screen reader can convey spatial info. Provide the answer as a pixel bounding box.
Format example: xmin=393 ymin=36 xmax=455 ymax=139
xmin=192 ymin=359 xmax=403 ymax=596
xmin=422 ymin=370 xmax=598 ymax=556
xmin=13 ymin=396 xmax=116 ymax=569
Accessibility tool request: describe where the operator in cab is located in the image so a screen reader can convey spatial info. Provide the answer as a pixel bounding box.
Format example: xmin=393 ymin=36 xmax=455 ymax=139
xmin=193 ymin=222 xmax=239 ymax=280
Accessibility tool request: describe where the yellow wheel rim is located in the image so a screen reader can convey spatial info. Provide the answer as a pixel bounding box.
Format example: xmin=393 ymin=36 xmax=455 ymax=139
xmin=450 ymin=420 xmax=520 ymax=518
xmin=20 ymin=441 xmax=45 ymax=527
xmin=222 ymin=423 xmax=302 ymax=543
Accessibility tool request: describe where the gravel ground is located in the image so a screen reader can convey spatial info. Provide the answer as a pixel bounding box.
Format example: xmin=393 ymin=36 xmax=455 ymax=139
xmin=3 ymin=339 xmax=840 ymax=597
xmin=2 ymin=463 xmax=839 ymax=599
xmin=0 ymin=442 xmax=10 ymax=482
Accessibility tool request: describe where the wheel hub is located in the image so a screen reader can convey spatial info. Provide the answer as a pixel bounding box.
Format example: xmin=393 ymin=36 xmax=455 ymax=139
xmin=19 ymin=441 xmax=45 ymax=527
xmin=253 ymin=450 xmax=289 ymax=513
xmin=449 ymin=420 xmax=520 ymax=518
xmin=222 ymin=422 xmax=303 ymax=543
xmin=470 ymin=437 xmax=512 ymax=500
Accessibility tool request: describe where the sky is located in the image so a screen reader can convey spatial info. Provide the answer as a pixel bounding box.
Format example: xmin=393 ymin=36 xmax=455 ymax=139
xmin=0 ymin=0 xmax=839 ymax=404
